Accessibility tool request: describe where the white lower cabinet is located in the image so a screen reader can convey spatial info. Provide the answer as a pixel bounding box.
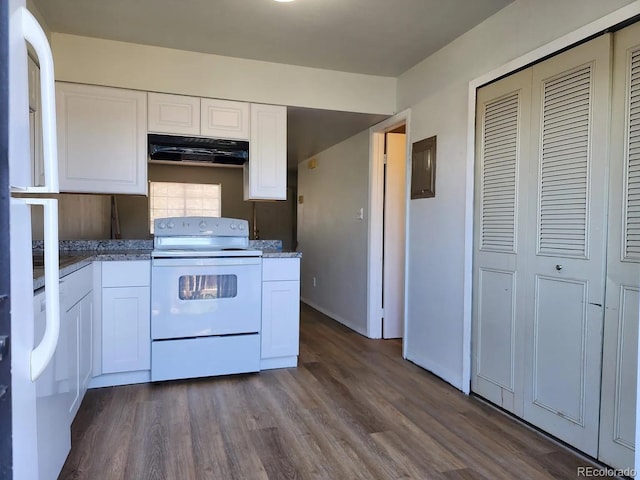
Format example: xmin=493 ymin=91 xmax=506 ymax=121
xmin=100 ymin=261 xmax=151 ymax=379
xmin=261 ymin=258 xmax=300 ymax=369
xmin=60 ymin=264 xmax=93 ymax=421
xmin=34 ymin=263 xmax=93 ymax=480
xmin=33 ymin=289 xmax=71 ymax=480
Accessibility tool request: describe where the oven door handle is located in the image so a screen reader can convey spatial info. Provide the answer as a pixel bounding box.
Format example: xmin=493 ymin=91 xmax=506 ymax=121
xmin=152 ymin=257 xmax=262 ymax=267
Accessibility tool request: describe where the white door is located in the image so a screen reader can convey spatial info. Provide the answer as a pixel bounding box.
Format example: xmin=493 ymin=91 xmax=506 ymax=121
xmin=383 ymin=132 xmax=406 ymax=339
xmin=472 ymin=68 xmax=532 ymax=415
xmin=598 ymin=22 xmax=640 ymax=470
xmin=522 ymin=34 xmax=611 ymax=457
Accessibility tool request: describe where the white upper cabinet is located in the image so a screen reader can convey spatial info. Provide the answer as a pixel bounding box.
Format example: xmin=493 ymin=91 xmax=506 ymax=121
xmin=201 ymin=98 xmax=250 ymax=140
xmin=147 ymin=92 xmax=200 ymax=136
xmin=56 ymin=82 xmax=147 ymax=195
xmin=244 ymin=103 xmax=287 ymax=200
xmin=148 ymin=93 xmax=249 ymax=140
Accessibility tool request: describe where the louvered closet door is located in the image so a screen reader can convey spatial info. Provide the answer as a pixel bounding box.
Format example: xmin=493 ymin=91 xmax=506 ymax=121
xmin=471 ymin=69 xmax=531 ymax=416
xmin=522 ymin=34 xmax=611 ymax=457
xmin=599 ymin=22 xmax=640 ymax=471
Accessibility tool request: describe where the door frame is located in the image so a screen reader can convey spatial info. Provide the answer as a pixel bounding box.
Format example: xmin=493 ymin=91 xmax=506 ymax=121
xmin=367 ymin=109 xmax=411 ymax=344
xmin=463 ymin=2 xmax=640 ymax=395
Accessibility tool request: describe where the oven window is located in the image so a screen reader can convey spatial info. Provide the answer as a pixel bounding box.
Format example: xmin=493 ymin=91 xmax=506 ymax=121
xmin=178 ymin=275 xmax=237 ymax=300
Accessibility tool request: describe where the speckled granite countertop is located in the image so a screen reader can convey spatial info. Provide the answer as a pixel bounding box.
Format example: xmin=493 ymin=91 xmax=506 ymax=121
xmin=261 ymin=250 xmax=302 ymax=258
xmin=33 ymin=239 xmax=300 ymax=290
xmin=33 ymin=249 xmax=152 ymax=290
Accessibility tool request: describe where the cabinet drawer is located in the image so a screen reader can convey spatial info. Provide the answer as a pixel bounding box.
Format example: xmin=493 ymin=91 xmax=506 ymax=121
xmin=151 ymin=334 xmax=259 ymax=382
xmin=262 ymin=258 xmax=300 ymax=281
xmin=61 ymin=264 xmax=93 ymax=310
xmin=102 ymin=261 xmax=150 ymax=287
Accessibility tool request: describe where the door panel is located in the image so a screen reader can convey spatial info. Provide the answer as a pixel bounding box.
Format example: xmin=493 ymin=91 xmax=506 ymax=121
xmin=523 ymin=34 xmax=611 ymax=457
xmin=531 ymin=276 xmax=588 ymax=424
xmin=476 ymin=268 xmax=516 ymax=409
xmin=599 ymin=21 xmax=640 ymax=470
xmin=383 ymin=132 xmax=406 ymax=339
xmin=472 ymin=68 xmax=531 ymax=416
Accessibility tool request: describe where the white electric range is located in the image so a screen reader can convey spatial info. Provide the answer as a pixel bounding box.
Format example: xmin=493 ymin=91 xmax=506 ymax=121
xmin=150 ymin=217 xmax=262 ymax=382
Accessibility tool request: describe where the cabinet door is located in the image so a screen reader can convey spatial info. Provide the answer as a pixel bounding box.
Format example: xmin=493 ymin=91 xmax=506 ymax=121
xmin=65 ymin=301 xmax=81 ymax=421
xmin=201 ymin=98 xmax=249 ymax=140
xmin=56 ymin=82 xmax=147 ymax=194
xmin=261 ymin=280 xmax=300 ymax=359
xmin=79 ymin=293 xmax=93 ymax=396
xmin=244 ymin=103 xmax=287 ymax=200
xmin=148 ymin=92 xmax=200 ymax=136
xmin=102 ymin=286 xmax=150 ymax=373
xmin=33 ymin=291 xmax=72 ymax=480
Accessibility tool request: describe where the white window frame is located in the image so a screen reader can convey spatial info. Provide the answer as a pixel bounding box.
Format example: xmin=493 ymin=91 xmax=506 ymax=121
xmin=149 ymin=181 xmax=221 ymax=233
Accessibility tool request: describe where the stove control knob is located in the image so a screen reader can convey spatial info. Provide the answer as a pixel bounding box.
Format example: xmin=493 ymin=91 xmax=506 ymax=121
xmin=199 ymin=221 xmax=207 ymax=228
xmin=167 ymin=221 xmax=175 ymax=229
xmin=238 ymin=223 xmax=245 ymax=230
xmin=158 ymin=222 xmax=166 ymax=230
xmin=230 ymin=223 xmax=237 ymax=230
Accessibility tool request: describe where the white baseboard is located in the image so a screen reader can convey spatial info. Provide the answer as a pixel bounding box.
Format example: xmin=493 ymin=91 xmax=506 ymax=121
xmin=88 ymin=370 xmax=151 ymax=389
xmin=261 ymin=356 xmax=298 ymax=370
xmin=404 ymin=348 xmax=463 ymax=392
xmin=301 ymin=297 xmax=368 ymax=337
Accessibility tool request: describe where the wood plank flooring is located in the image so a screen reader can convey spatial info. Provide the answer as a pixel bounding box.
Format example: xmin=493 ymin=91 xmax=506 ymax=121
xmin=60 ymin=304 xmax=613 ymax=479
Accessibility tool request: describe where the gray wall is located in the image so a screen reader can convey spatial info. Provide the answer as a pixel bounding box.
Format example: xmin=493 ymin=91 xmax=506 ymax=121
xmin=297 ymin=130 xmax=369 ymax=335
xmin=31 ymin=194 xmax=111 ymax=240
xmin=117 ymin=163 xmax=296 ymax=247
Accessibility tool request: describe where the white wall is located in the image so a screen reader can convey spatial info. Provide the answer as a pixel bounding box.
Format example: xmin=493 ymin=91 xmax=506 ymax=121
xmin=399 ymin=0 xmax=635 ymax=390
xmin=298 ymin=130 xmax=370 ymax=335
xmin=50 ymin=33 xmax=396 ymax=115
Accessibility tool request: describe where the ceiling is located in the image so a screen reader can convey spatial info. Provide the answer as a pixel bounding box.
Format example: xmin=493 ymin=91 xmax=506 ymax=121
xmin=32 ymin=0 xmax=514 ymax=168
xmin=287 ymin=108 xmax=388 ymax=168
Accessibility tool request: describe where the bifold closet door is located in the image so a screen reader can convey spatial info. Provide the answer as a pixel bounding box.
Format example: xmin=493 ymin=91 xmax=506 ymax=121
xmin=471 ymin=69 xmax=531 ymax=416
xmin=598 ymin=22 xmax=640 ymax=470
xmin=473 ymin=33 xmax=611 ymax=459
xmin=522 ymin=33 xmax=611 ymax=458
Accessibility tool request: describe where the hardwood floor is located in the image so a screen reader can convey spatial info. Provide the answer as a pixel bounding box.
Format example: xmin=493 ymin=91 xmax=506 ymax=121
xmin=60 ymin=304 xmax=612 ymax=479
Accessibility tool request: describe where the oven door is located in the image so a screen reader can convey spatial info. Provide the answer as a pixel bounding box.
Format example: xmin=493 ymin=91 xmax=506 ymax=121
xmin=151 ymin=256 xmax=262 ymax=340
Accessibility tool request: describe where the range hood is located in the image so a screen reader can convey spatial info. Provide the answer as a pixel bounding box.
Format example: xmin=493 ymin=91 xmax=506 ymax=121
xmin=148 ymin=134 xmax=249 ymax=166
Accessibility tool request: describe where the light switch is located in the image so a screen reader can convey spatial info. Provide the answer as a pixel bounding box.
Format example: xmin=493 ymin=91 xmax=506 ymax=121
xmin=357 ymin=208 xmax=364 ymax=220
xmin=298 ymin=195 xmax=304 ymax=204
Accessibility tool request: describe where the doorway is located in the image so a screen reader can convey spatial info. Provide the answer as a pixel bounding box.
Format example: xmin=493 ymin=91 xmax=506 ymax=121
xmin=367 ymin=111 xmax=410 ymax=348
xmin=382 ymin=128 xmax=406 ymax=339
